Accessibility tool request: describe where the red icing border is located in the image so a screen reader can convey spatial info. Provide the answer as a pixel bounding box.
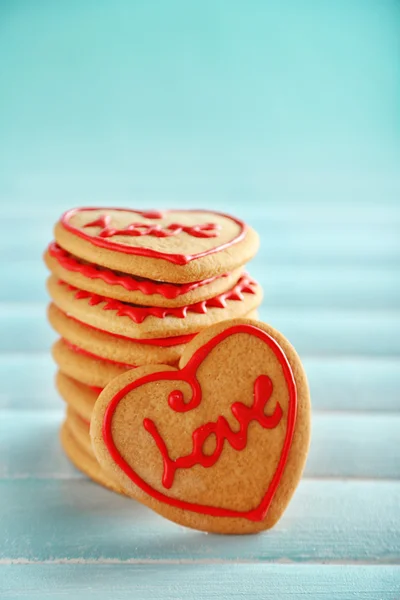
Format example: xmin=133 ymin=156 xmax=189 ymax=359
xmin=88 ymin=385 xmax=104 ymax=394
xmin=63 ymin=339 xmax=136 ymax=368
xmin=49 ymin=242 xmax=228 ymax=299
xmin=58 ymin=308 xmax=196 ymax=346
xmin=78 ymin=414 xmax=91 ymax=429
xmin=60 ymin=208 xmax=247 ymax=265
xmin=102 ymin=324 xmax=297 ymax=521
xmin=58 ymin=275 xmax=257 ymax=324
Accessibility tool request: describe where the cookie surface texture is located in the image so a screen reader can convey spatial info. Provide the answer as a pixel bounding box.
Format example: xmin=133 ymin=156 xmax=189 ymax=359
xmin=55 ymin=208 xmax=259 ymax=283
xmin=56 ymin=370 xmax=99 ymax=422
xmin=52 ymin=338 xmax=131 ymax=388
xmin=60 ymin=421 xmax=125 ymax=495
xmin=45 ymin=243 xmax=244 ymax=308
xmin=47 ymin=274 xmax=262 ymax=339
xmin=91 ymin=318 xmax=311 ymax=534
xmin=66 ymin=406 xmax=93 ymax=455
xmin=48 ymin=303 xmax=190 ymax=367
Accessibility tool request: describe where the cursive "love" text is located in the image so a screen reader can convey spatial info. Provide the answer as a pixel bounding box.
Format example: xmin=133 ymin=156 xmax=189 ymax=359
xmin=143 ymin=374 xmax=283 ymax=489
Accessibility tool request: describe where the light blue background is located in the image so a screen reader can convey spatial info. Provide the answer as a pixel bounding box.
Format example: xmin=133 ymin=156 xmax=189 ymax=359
xmin=1 ymin=2 xmax=400 ymax=598
xmin=1 ymin=0 xmax=399 ymax=211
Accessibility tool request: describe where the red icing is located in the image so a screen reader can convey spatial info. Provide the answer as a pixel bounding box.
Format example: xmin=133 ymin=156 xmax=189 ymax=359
xmin=88 ymin=385 xmax=104 ymax=394
xmin=78 ymin=415 xmax=91 ymax=429
xmin=83 ymin=215 xmax=220 ymax=239
xmin=59 ymin=308 xmax=196 ymax=346
xmin=143 ymin=374 xmax=282 ymax=489
xmin=48 ymin=242 xmax=228 ymax=299
xmin=63 ymin=339 xmax=136 ymax=368
xmin=61 ymin=208 xmax=247 ymax=265
xmin=58 ymin=275 xmax=257 ymax=324
xmin=102 ymin=324 xmax=297 ymax=522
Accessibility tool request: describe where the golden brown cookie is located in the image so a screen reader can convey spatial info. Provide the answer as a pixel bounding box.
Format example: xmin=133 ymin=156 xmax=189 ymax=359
xmin=48 ymin=303 xmax=191 ymax=367
xmin=45 ymin=243 xmax=244 ymax=307
xmin=52 ymin=338 xmax=132 ymax=388
xmin=60 ymin=420 xmax=124 ymax=495
xmin=66 ymin=406 xmax=93 ymax=455
xmin=47 ymin=274 xmax=262 ymax=339
xmin=56 ymin=370 xmax=101 ymax=422
xmin=48 ymin=303 xmax=258 ymax=368
xmin=54 ymin=208 xmax=259 ymax=283
xmin=91 ymin=318 xmax=311 ymax=534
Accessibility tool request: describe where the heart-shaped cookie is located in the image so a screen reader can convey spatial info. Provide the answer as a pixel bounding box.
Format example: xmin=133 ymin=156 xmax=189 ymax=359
xmin=55 ymin=208 xmax=259 ymax=282
xmin=91 ymin=318 xmax=311 ymax=534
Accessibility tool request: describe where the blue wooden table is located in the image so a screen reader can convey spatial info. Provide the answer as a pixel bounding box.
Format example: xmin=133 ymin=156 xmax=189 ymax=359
xmin=1 ymin=0 xmax=400 ymax=596
xmin=1 ymin=198 xmax=399 ymax=598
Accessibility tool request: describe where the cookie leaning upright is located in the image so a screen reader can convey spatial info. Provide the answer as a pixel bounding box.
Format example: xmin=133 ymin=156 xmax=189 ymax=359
xmin=53 ymin=208 xmax=259 ymax=283
xmin=91 ymin=318 xmax=311 ymax=535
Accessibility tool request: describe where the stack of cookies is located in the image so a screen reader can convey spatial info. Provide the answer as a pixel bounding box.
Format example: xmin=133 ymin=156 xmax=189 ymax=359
xmin=44 ymin=207 xmax=261 ymax=492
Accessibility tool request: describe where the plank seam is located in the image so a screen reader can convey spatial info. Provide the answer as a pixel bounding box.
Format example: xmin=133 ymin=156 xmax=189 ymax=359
xmin=0 ymin=558 xmax=399 ymax=565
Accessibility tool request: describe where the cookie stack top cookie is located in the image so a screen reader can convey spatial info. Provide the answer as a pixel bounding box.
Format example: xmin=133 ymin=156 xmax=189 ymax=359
xmin=45 ymin=207 xmax=261 ymax=340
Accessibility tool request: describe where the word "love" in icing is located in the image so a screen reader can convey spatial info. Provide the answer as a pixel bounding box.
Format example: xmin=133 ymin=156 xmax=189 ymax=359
xmin=84 ymin=215 xmax=220 ymax=239
xmin=143 ymin=374 xmax=282 ymax=489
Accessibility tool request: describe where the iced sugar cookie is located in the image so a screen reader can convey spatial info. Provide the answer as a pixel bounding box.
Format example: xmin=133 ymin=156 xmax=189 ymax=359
xmin=56 ymin=370 xmax=99 ymax=422
xmin=66 ymin=406 xmax=92 ymax=456
xmin=60 ymin=421 xmax=124 ymax=495
xmin=48 ymin=303 xmax=192 ymax=366
xmin=45 ymin=242 xmax=244 ymax=307
xmin=91 ymin=318 xmax=311 ymax=534
xmin=54 ymin=208 xmax=259 ymax=283
xmin=52 ymin=338 xmax=132 ymax=388
xmin=47 ymin=274 xmax=262 ymax=339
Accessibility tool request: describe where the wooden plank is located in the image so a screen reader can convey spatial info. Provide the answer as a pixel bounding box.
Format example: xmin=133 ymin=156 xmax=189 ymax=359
xmin=2 ymin=261 xmax=400 ymax=310
xmin=0 ymin=310 xmax=57 ymax=353
xmin=307 ymin=413 xmax=400 ymax=479
xmin=304 ymin=357 xmax=400 ymax=412
xmin=0 ymin=262 xmax=47 ymax=304
xmin=2 ymin=355 xmax=400 ymax=412
xmin=1 ymin=306 xmax=400 ymax=355
xmin=0 ymin=479 xmax=399 ymax=562
xmin=0 ymin=411 xmax=81 ymax=480
xmin=2 ymin=410 xmax=400 ymax=480
xmin=1 ymin=564 xmax=399 ymax=599
xmin=0 ymin=355 xmax=58 ymax=410
xmin=259 ymin=308 xmax=400 ymax=356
